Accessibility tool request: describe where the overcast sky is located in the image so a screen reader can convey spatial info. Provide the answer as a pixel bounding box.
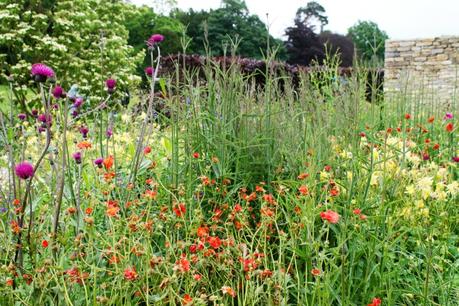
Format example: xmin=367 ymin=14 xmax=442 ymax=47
xmin=131 ymin=0 xmax=459 ymax=40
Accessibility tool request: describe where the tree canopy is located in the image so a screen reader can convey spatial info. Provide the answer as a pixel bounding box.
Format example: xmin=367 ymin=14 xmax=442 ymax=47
xmin=347 ymin=20 xmax=389 ymax=63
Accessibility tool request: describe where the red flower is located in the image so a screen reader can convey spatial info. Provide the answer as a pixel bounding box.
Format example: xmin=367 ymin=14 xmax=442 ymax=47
xmin=197 ymin=226 xmax=209 ymax=238
xmin=298 ymin=185 xmax=309 ymax=195
xmin=352 ymin=208 xmax=361 ymax=215
xmin=175 ymin=255 xmax=190 ymax=272
xmin=192 ymin=152 xmax=200 ymax=159
xmin=311 ymin=268 xmax=321 ymax=276
xmin=368 ymin=297 xmax=382 ymax=306
xmin=124 ymin=267 xmax=138 ymax=281
xmin=404 ymin=113 xmax=411 ymax=120
xmin=207 ymin=236 xmax=222 ymax=249
xmin=446 ymin=122 xmax=454 ymax=133
xmin=173 ymin=203 xmax=186 ymax=217
xmin=144 ymin=146 xmax=152 ymax=154
xmin=182 ymin=294 xmax=193 ymax=305
xmin=42 ymin=240 xmax=49 ymax=248
xmin=427 ymin=116 xmax=435 ymax=123
xmin=320 ymin=210 xmax=340 ymax=224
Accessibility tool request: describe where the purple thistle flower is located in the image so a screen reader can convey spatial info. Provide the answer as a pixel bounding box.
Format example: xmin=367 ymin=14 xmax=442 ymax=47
xmin=94 ymin=158 xmax=104 ymax=168
xmin=147 ymin=34 xmax=164 ymax=47
xmin=106 ymin=78 xmax=116 ymax=89
xmin=15 ymin=161 xmax=34 ymax=180
xmin=106 ymin=78 xmax=116 ymax=94
xmin=443 ymin=112 xmax=453 ymax=120
xmin=31 ymin=109 xmax=39 ymax=117
xmin=71 ymin=110 xmax=79 ymax=118
xmin=38 ymin=126 xmax=46 ymax=133
xmin=31 ymin=63 xmax=55 ymax=82
xmin=106 ymin=128 xmax=113 ymax=138
xmin=145 ymin=66 xmax=154 ymax=77
xmin=453 ymin=156 xmax=459 ymax=163
xmin=52 ymin=85 xmax=64 ymax=99
xmin=73 ymin=97 xmax=84 ymax=108
xmin=80 ymin=126 xmax=89 ymax=138
xmin=18 ymin=113 xmax=27 ymax=121
xmin=37 ymin=114 xmax=52 ymax=125
xmin=72 ymin=152 xmax=82 ymax=164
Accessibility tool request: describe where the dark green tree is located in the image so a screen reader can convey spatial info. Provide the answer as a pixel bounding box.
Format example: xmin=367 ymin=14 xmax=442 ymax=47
xmin=347 ymin=20 xmax=389 ymax=63
xmin=172 ymin=0 xmax=285 ymax=60
xmin=296 ymin=1 xmax=328 ymax=33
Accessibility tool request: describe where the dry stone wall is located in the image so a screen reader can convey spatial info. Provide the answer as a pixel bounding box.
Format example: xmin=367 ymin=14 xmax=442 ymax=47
xmin=384 ymin=36 xmax=459 ymax=107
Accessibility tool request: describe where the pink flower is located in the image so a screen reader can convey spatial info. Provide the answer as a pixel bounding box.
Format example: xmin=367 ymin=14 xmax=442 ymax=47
xmin=144 ymin=66 xmax=154 ymax=76
xmin=320 ymin=210 xmax=340 ymax=224
xmin=15 ymin=162 xmax=34 ymax=180
xmin=147 ymin=34 xmax=164 ymax=47
xmin=52 ymin=85 xmax=64 ymax=99
xmin=452 ymin=156 xmax=459 ymax=163
xmin=31 ymin=63 xmax=55 ymax=82
xmin=124 ymin=267 xmax=138 ymax=281
xmin=443 ymin=112 xmax=453 ymax=120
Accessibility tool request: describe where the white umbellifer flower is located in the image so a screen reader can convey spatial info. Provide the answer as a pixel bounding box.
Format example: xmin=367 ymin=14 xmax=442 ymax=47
xmin=446 ymin=181 xmax=459 ymax=196
xmin=0 ymin=168 xmax=9 ymax=186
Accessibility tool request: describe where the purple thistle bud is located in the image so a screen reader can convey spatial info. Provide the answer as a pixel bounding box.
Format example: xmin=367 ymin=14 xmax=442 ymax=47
xmin=38 ymin=126 xmax=46 ymax=133
xmin=73 ymin=97 xmax=84 ymax=108
xmin=15 ymin=161 xmax=34 ymax=180
xmin=444 ymin=112 xmax=453 ymax=120
xmin=94 ymin=158 xmax=104 ymax=168
xmin=18 ymin=113 xmax=27 ymax=121
xmin=145 ymin=66 xmax=154 ymax=77
xmin=31 ymin=109 xmax=39 ymax=117
xmin=106 ymin=128 xmax=113 ymax=138
xmin=106 ymin=78 xmax=116 ymax=89
xmin=31 ymin=63 xmax=55 ymax=82
xmin=52 ymin=103 xmax=59 ymax=110
xmin=453 ymin=156 xmax=459 ymax=163
xmin=80 ymin=126 xmax=89 ymax=138
xmin=147 ymin=34 xmax=164 ymax=47
xmin=71 ymin=110 xmax=79 ymax=118
xmin=422 ymin=153 xmax=430 ymax=161
xmin=52 ymin=85 xmax=64 ymax=99
xmin=72 ymin=152 xmax=82 ymax=164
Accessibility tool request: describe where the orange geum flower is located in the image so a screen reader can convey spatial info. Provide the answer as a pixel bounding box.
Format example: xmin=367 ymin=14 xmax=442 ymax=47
xmin=144 ymin=189 xmax=157 ymax=200
xmin=297 ymin=172 xmax=309 ymax=180
xmin=77 ymin=141 xmax=92 ymax=150
xmin=320 ymin=210 xmax=340 ymax=224
xmin=124 ymin=267 xmax=138 ymax=281
xmin=182 ymin=294 xmax=193 ymax=305
xmin=298 ymin=185 xmax=309 ymax=195
xmin=221 ymin=286 xmax=236 ymax=297
xmin=106 ymin=206 xmax=120 ymax=217
xmin=103 ymin=156 xmax=114 ymax=170
xmin=311 ymin=268 xmax=321 ymax=276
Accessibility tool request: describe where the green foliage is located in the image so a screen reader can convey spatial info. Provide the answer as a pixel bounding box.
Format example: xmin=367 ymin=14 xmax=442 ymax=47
xmin=347 ymin=20 xmax=389 ymax=63
xmin=0 ymin=0 xmax=143 ymax=103
xmin=296 ymin=1 xmax=329 ymax=32
xmin=173 ymin=0 xmax=286 ymax=59
xmin=125 ymin=4 xmax=185 ymax=56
